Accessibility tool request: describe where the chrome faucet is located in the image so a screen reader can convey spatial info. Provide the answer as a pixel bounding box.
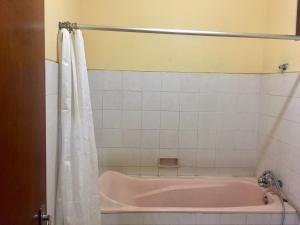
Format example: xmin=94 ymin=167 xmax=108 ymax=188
xmin=258 ymin=170 xmax=300 ymax=222
xmin=258 ymin=170 xmax=286 ymax=200
xmin=258 ymin=170 xmax=282 ymax=188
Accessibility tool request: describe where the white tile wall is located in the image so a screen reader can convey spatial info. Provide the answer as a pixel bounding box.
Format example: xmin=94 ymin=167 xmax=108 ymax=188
xmin=180 ymin=112 xmax=198 ymax=129
xmin=161 ymin=111 xmax=179 ymax=129
xmin=123 ymin=91 xmax=142 ymax=110
xmin=122 ymin=110 xmax=142 ymax=129
xmin=89 ymin=70 xmax=260 ymax=176
xmin=257 ymin=72 xmax=300 ymax=214
xmin=161 ymin=92 xmax=180 ymax=111
xmin=45 ymin=60 xmax=58 ymax=222
xmin=142 ymin=111 xmax=161 ymax=129
xmin=143 ymin=92 xmax=160 ymax=110
xmin=103 ymin=110 xmax=122 ymax=128
xmin=46 ymin=64 xmax=300 ymax=225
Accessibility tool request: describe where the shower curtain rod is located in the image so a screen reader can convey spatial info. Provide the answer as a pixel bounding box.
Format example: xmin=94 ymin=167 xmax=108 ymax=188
xmin=59 ymin=21 xmax=300 ymax=41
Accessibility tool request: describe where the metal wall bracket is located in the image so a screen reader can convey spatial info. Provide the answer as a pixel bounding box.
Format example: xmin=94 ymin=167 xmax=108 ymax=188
xmin=59 ymin=21 xmax=78 ymax=32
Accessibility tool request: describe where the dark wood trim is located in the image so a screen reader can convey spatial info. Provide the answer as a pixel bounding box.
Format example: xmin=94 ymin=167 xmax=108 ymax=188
xmin=0 ymin=0 xmax=46 ymax=224
xmin=297 ymin=0 xmax=300 ymax=35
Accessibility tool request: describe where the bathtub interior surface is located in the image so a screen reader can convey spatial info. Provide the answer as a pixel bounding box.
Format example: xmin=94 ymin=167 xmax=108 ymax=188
xmin=99 ymin=171 xmax=296 ymax=213
xmin=133 ymin=182 xmax=264 ymax=207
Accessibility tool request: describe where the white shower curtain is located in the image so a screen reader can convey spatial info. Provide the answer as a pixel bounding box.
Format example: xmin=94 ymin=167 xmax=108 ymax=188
xmin=55 ymin=29 xmax=101 ymax=225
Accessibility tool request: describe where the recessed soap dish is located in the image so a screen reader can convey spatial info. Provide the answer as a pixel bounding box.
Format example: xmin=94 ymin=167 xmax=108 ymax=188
xmin=158 ymin=158 xmax=179 ymax=168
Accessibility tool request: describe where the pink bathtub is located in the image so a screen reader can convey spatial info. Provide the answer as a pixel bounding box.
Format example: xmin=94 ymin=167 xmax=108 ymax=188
xmin=99 ymin=171 xmax=296 ymax=214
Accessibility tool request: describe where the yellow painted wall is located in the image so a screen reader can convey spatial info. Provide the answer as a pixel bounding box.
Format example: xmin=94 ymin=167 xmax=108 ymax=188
xmin=45 ymin=0 xmax=300 ymax=73
xmin=45 ymin=0 xmax=81 ymax=61
xmin=79 ymin=0 xmax=269 ymax=73
xmin=262 ymin=0 xmax=300 ymax=73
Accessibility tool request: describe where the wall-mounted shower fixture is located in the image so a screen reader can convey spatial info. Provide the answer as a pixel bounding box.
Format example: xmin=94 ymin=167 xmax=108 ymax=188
xmin=278 ymin=63 xmax=289 ymax=73
xmin=258 ymin=170 xmax=283 ymax=189
xmin=258 ymin=170 xmax=287 ymax=225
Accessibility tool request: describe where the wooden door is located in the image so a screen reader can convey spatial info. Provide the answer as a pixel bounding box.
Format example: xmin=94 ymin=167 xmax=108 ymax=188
xmin=0 ymin=1 xmax=46 ymax=225
xmin=297 ymin=0 xmax=300 ymax=35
